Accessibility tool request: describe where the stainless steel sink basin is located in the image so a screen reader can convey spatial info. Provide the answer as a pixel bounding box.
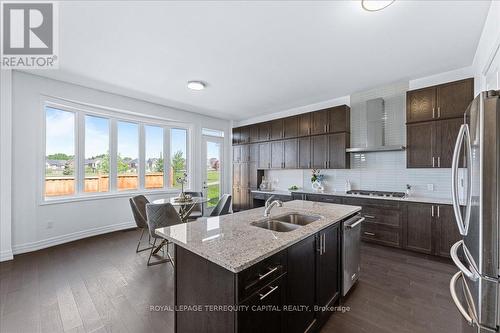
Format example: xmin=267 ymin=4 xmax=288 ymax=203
xmin=251 ymin=220 xmax=301 ymax=232
xmin=273 ymin=213 xmax=320 ymax=226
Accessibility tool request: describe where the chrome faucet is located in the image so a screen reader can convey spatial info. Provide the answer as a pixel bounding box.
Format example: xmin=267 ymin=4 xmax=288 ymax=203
xmin=264 ymin=200 xmax=283 ymax=217
xmin=265 ymin=195 xmax=275 ymax=208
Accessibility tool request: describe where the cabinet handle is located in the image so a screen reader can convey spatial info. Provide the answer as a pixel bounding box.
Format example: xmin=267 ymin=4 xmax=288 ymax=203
xmin=259 ymin=285 xmax=279 ymax=300
xmin=437 ymin=205 xmax=440 ymax=218
xmin=431 ymin=205 xmax=435 ymax=217
xmin=258 ymin=266 xmax=279 ymax=280
xmin=432 ymin=107 xmax=435 ymax=119
xmin=432 ymin=157 xmax=435 ymax=168
xmin=437 ymin=156 xmax=441 ymax=168
xmin=324 ymin=124 xmax=327 ymax=132
xmin=364 ymin=232 xmax=375 ymax=236
xmin=322 ymin=234 xmax=326 ymax=254
xmin=438 ymin=106 xmax=441 ymax=118
xmin=364 ymin=215 xmax=376 ymax=219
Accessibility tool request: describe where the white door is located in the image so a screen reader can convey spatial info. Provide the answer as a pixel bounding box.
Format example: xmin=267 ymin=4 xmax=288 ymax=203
xmin=202 ymin=135 xmax=224 ymax=208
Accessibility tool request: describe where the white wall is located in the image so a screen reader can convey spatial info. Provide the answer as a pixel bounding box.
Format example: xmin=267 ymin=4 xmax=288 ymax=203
xmin=472 ymin=1 xmax=500 ymax=93
xmin=0 ymin=70 xmax=13 ymax=261
xmin=6 ymin=71 xmax=231 ymax=258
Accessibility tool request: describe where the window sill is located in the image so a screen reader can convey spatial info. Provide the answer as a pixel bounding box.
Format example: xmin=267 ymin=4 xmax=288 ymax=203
xmin=39 ymin=188 xmax=183 ymax=206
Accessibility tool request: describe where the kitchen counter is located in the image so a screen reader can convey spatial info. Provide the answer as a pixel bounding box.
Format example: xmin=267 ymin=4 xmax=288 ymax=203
xmin=155 ymin=200 xmax=360 ymax=273
xmin=251 ymin=189 xmax=453 ymax=205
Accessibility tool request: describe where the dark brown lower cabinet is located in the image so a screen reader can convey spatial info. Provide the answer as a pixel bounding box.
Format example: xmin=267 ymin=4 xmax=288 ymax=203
xmin=436 ymin=205 xmax=461 ymax=258
xmin=405 ymin=203 xmax=433 ymax=254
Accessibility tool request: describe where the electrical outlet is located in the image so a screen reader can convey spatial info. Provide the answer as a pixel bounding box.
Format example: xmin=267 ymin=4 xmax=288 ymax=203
xmin=46 ymin=221 xmax=54 ymax=229
xmin=427 ymin=184 xmax=434 ymax=191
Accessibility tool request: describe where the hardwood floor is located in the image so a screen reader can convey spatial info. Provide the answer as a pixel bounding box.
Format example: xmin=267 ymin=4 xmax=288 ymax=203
xmin=0 ymin=229 xmax=462 ymax=333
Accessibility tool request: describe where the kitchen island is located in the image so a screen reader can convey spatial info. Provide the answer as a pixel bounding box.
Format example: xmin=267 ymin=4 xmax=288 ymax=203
xmin=156 ymin=200 xmax=361 ymax=333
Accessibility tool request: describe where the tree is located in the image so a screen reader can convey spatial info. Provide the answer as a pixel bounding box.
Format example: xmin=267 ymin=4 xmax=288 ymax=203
xmin=62 ymin=161 xmax=73 ymax=176
xmin=47 ymin=153 xmax=72 ymax=160
xmin=171 ymin=151 xmax=185 ymax=173
xmin=154 ymin=157 xmax=164 ymax=173
xmin=97 ymin=152 xmax=128 ymax=174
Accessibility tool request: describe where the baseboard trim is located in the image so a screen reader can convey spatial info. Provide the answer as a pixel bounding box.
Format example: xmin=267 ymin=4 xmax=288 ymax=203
xmin=12 ymin=221 xmax=136 ymax=256
xmin=0 ymin=249 xmax=13 ymax=262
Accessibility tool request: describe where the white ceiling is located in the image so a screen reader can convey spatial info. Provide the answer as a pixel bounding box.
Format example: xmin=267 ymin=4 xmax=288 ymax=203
xmin=29 ymin=1 xmax=491 ymax=120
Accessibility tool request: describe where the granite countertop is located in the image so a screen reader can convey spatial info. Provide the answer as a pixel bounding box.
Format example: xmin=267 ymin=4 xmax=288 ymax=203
xmin=251 ymin=189 xmax=452 ymax=205
xmin=155 ymin=200 xmax=361 ymax=273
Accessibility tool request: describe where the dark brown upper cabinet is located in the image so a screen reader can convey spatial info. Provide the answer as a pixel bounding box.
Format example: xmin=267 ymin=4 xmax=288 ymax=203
xmin=298 ymin=113 xmax=311 ymax=137
xmin=232 ymin=127 xmax=241 ymax=145
xmin=328 ymin=105 xmax=351 ymax=133
xmin=258 ymin=142 xmax=270 ymax=169
xmin=283 ymin=139 xmax=298 ymax=169
xmin=241 ymin=144 xmax=250 ymax=163
xmin=311 ymin=110 xmax=329 ymax=135
xmin=406 ymin=87 xmax=436 ymax=124
xmin=270 ymin=119 xmax=284 ymax=141
xmin=407 ymin=118 xmax=464 ymax=168
xmin=437 ymin=79 xmax=474 ymax=120
xmin=233 ymin=145 xmax=242 ymax=163
xmin=328 ymin=133 xmax=349 ymax=169
xmin=283 ymin=116 xmax=299 ymax=139
xmin=258 ymin=122 xmax=271 ymax=142
xmin=270 ymin=141 xmax=284 ymax=169
xmin=249 ymin=125 xmax=259 ymax=143
xmin=239 ymin=126 xmax=250 ymax=144
xmin=407 ymin=78 xmax=473 ymax=124
xmin=249 ymin=143 xmax=259 ymax=163
xmin=311 ymin=135 xmax=328 ymax=169
xmin=298 ymin=137 xmax=311 ymax=169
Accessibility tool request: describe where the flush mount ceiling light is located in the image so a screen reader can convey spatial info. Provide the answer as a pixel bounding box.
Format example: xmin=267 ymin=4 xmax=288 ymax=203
xmin=361 ymin=0 xmax=395 ymax=11
xmin=187 ymin=81 xmax=206 ymax=91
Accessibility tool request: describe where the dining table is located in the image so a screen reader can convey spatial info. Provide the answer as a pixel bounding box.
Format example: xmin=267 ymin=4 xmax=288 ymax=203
xmin=152 ymin=196 xmax=209 ymax=222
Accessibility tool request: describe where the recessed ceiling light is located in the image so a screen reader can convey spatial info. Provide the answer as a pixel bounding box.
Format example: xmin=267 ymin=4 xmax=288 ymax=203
xmin=187 ymin=81 xmax=206 ymax=91
xmin=361 ymin=0 xmax=395 ymax=12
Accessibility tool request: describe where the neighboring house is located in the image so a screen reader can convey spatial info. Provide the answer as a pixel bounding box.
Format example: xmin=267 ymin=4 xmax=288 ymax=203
xmin=128 ymin=158 xmax=139 ymax=171
xmin=85 ymin=158 xmax=103 ymax=172
xmin=209 ymin=158 xmax=219 ymax=170
xmin=146 ymin=158 xmax=159 ymax=172
xmin=45 ymin=159 xmax=67 ymax=170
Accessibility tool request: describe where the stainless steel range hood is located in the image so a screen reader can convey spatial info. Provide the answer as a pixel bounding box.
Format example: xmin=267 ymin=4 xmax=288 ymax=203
xmin=346 ymin=98 xmax=405 ymax=153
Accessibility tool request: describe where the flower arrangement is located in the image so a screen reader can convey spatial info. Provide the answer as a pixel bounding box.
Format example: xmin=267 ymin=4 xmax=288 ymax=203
xmin=310 ymin=169 xmax=324 ymax=184
xmin=176 ymin=172 xmax=189 ymax=199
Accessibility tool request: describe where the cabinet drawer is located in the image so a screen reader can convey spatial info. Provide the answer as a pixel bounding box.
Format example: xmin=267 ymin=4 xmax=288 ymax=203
xmin=305 ymin=194 xmax=343 ymax=204
xmin=252 ymin=192 xmax=267 ymax=200
xmin=359 ymin=206 xmax=401 ymax=227
xmin=361 ymin=224 xmax=400 ymax=248
xmin=237 ymin=251 xmax=287 ymax=302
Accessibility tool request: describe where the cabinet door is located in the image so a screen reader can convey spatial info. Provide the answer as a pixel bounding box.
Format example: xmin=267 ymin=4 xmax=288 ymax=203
xmin=406 ymin=122 xmax=435 ymax=168
xmin=258 ymin=143 xmax=271 ymax=169
xmin=436 ymin=205 xmax=461 ymax=258
xmin=406 ymin=87 xmax=436 ymax=123
xmin=405 ymin=203 xmax=433 ymax=254
xmin=271 ymin=141 xmax=284 ymax=169
xmin=286 ymin=235 xmax=316 ymax=333
xmin=233 ymin=127 xmax=241 ymax=145
xmin=283 ymin=139 xmax=298 ymax=169
xmin=241 ymin=144 xmax=250 ymax=163
xmin=270 ymin=119 xmax=283 ymax=141
xmin=311 ymin=135 xmax=328 ymax=169
xmin=249 ymin=125 xmax=260 ymax=143
xmin=436 ymin=118 xmax=464 ymax=168
xmin=328 ymin=105 xmax=350 ymax=133
xmin=298 ymin=113 xmax=311 ymax=137
xmin=240 ymin=164 xmax=249 ymax=188
xmin=298 ymin=137 xmax=311 ymax=169
xmin=437 ymin=79 xmax=473 ymax=120
xmin=249 ymin=162 xmax=258 ymax=188
xmin=240 ymin=126 xmax=250 ymax=144
xmin=258 ymin=122 xmax=271 ymax=142
xmin=238 ymin=276 xmax=285 ymax=333
xmin=311 ymin=109 xmax=329 ymax=135
xmin=316 ymin=224 xmax=340 ymax=310
xmin=233 ymin=163 xmax=241 ymax=187
xmin=249 ymin=144 xmax=259 ymax=163
xmin=327 ymin=133 xmax=349 ymax=169
xmin=233 ymin=145 xmax=242 ymax=163
xmin=283 ymin=116 xmax=298 ymax=139
xmin=240 ymin=187 xmax=249 ymax=211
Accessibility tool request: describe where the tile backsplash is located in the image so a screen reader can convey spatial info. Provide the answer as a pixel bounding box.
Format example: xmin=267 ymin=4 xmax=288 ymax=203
xmin=264 ymin=81 xmax=455 ymax=199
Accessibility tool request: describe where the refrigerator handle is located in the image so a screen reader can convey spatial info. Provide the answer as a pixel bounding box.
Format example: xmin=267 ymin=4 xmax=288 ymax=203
xmin=450 ymin=240 xmax=479 ymax=281
xmin=451 ymin=123 xmax=472 ymax=236
xmin=449 ymin=271 xmax=474 ymax=326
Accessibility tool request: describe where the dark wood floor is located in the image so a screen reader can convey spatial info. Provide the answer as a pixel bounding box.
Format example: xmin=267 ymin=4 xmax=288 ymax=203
xmin=0 ymin=229 xmax=462 ymax=333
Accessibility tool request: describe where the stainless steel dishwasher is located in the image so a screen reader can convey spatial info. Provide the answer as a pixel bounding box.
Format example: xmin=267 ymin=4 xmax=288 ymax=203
xmin=342 ymin=213 xmax=364 ymax=296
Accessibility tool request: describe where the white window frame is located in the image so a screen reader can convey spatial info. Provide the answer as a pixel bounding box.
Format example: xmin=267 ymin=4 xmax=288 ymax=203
xmin=40 ymin=96 xmax=192 ymax=205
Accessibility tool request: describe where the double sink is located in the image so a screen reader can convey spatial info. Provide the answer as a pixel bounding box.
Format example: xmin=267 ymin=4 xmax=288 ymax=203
xmin=251 ymin=213 xmax=320 ymax=232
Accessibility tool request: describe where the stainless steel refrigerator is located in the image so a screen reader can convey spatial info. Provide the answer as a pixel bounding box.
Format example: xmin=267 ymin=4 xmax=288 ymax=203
xmin=450 ymin=90 xmax=500 ymax=333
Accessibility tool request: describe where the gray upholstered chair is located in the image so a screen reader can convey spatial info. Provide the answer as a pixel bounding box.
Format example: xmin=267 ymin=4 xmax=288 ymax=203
xmin=129 ymin=195 xmax=154 ymax=253
xmin=209 ymin=194 xmax=232 ymax=217
xmin=145 ymin=202 xmax=183 ymax=267
xmin=184 ymin=191 xmax=204 ymax=219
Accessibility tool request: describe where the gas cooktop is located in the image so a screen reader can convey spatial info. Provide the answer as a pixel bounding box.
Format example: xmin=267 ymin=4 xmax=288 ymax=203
xmin=346 ymin=190 xmax=406 ymax=198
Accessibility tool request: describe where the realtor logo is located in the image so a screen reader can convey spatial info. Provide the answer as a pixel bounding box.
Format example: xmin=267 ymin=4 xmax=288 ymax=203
xmin=1 ymin=1 xmax=58 ymax=68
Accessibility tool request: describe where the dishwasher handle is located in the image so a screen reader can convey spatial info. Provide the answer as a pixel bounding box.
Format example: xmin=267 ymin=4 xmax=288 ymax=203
xmin=345 ymin=217 xmax=365 ymax=229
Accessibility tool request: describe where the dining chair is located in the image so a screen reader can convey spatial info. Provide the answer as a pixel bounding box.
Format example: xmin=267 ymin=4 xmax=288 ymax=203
xmin=184 ymin=191 xmax=204 ymax=219
xmin=209 ymin=194 xmax=232 ymax=217
xmin=129 ymin=195 xmax=154 ymax=253
xmin=145 ymin=202 xmax=183 ymax=267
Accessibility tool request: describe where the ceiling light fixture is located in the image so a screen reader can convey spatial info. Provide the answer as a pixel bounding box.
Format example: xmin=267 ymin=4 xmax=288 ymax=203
xmin=361 ymin=0 xmax=395 ymax=12
xmin=187 ymin=81 xmax=206 ymax=91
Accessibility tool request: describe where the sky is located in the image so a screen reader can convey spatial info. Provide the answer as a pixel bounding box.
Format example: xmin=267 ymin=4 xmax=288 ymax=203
xmin=46 ymin=107 xmax=187 ymax=160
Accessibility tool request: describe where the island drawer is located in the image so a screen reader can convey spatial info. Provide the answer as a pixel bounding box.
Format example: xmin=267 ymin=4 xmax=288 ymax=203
xmin=237 ymin=251 xmax=287 ymax=302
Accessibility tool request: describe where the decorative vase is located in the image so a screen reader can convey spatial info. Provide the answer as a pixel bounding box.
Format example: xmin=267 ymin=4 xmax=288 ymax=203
xmin=312 ymin=180 xmax=324 ymax=193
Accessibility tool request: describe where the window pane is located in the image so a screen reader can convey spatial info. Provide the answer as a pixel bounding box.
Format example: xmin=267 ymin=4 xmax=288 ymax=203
xmin=45 ymin=107 xmax=75 ymax=197
xmin=145 ymin=125 xmax=164 ymax=189
xmin=84 ymin=116 xmax=109 ymax=193
xmin=117 ymin=121 xmax=138 ymax=191
xmin=170 ymin=128 xmax=187 ymax=189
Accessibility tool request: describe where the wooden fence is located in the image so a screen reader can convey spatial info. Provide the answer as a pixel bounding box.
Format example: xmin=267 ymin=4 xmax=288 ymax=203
xmin=45 ymin=172 xmax=170 ymax=196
